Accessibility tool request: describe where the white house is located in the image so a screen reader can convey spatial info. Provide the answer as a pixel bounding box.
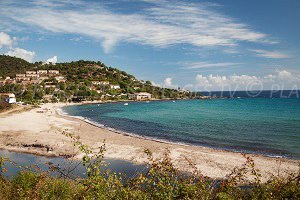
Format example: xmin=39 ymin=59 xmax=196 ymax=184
xmin=55 ymin=76 xmax=65 ymax=82
xmin=128 ymin=92 xmax=152 ymax=100
xmin=100 ymin=81 xmax=110 ymax=85
xmin=37 ymin=70 xmax=48 ymax=75
xmin=44 ymin=85 xmax=56 ymax=88
xmin=26 ymin=74 xmax=39 ymax=79
xmin=16 ymin=74 xmax=30 ymax=81
xmin=48 ymin=70 xmax=60 ymax=75
xmin=16 ymin=74 xmax=26 ymax=77
xmin=92 ymin=81 xmax=102 ymax=85
xmin=110 ymin=85 xmax=120 ymax=89
xmin=0 ymin=93 xmax=17 ymax=104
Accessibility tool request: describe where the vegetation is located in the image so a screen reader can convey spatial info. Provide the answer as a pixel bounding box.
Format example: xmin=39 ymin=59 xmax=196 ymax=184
xmin=0 ymin=55 xmax=191 ymax=103
xmin=0 ymin=132 xmax=299 ymax=199
xmin=0 ymin=100 xmax=12 ymax=112
xmin=0 ymin=55 xmax=33 ymax=78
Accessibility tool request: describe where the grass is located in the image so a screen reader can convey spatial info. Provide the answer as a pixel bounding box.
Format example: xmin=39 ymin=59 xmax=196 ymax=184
xmin=0 ymin=132 xmax=299 ymax=199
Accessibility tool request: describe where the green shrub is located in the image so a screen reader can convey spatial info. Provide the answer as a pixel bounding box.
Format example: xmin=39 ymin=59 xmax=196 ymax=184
xmin=0 ymin=132 xmax=299 ymax=199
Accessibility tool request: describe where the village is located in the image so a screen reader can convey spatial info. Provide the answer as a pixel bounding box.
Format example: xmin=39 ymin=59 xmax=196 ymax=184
xmin=0 ymin=69 xmax=62 ymax=86
xmin=0 ymin=55 xmax=191 ymax=106
xmin=0 ymin=69 xmax=154 ymax=104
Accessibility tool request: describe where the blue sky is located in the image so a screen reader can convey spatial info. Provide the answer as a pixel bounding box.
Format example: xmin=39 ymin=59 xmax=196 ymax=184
xmin=0 ymin=0 xmax=300 ymax=91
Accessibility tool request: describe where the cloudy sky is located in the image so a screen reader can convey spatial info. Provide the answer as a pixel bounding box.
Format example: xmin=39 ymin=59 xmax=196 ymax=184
xmin=0 ymin=0 xmax=300 ymax=91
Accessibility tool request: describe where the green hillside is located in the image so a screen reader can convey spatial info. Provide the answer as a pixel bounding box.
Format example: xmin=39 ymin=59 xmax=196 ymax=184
xmin=0 ymin=55 xmax=190 ymax=103
xmin=0 ymin=55 xmax=34 ymax=78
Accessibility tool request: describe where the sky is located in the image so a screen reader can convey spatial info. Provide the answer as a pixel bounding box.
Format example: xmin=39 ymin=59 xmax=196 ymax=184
xmin=0 ymin=0 xmax=300 ymax=91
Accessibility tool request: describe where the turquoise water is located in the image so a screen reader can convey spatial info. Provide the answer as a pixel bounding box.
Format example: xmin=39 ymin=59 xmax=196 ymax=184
xmin=63 ymin=98 xmax=300 ymax=159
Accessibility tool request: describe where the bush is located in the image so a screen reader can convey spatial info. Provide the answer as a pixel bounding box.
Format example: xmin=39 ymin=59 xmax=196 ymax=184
xmin=0 ymin=101 xmax=12 ymax=112
xmin=0 ymin=132 xmax=299 ymax=199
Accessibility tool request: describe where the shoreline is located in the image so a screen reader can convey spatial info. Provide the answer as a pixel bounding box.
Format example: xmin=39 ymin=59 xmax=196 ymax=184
xmin=59 ymin=104 xmax=295 ymax=160
xmin=0 ymin=102 xmax=299 ymax=180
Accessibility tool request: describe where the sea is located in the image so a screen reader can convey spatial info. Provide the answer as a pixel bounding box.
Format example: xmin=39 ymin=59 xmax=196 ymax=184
xmin=62 ymin=90 xmax=300 ymax=159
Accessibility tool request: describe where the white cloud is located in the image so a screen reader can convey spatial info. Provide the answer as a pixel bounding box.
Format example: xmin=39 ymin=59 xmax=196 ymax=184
xmin=163 ymin=77 xmax=178 ymax=89
xmin=5 ymin=48 xmax=36 ymax=62
xmin=151 ymin=81 xmax=161 ymax=87
xmin=184 ymin=62 xmax=241 ymax=69
xmin=45 ymin=55 xmax=57 ymax=64
xmin=193 ymin=70 xmax=300 ymax=91
xmin=250 ymin=49 xmax=290 ymax=59
xmin=0 ymin=0 xmax=271 ymax=53
xmin=0 ymin=32 xmax=14 ymax=48
xmin=164 ymin=77 xmax=173 ymax=87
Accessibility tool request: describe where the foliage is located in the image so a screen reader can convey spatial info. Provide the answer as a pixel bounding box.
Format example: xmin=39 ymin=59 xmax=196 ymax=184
xmin=0 ymin=94 xmax=16 ymax=112
xmin=0 ymin=55 xmax=34 ymax=78
xmin=0 ymin=100 xmax=12 ymax=112
xmin=0 ymin=55 xmax=191 ymax=103
xmin=0 ymin=132 xmax=299 ymax=199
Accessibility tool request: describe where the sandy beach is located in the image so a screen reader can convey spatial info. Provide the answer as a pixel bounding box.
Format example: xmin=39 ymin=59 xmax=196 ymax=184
xmin=0 ymin=103 xmax=299 ymax=180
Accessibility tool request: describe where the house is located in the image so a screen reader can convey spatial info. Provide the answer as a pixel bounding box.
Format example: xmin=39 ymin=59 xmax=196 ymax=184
xmin=16 ymin=74 xmax=26 ymax=77
xmin=0 ymin=93 xmax=16 ymax=104
xmin=16 ymin=77 xmax=30 ymax=82
xmin=26 ymin=71 xmax=37 ymax=75
xmin=100 ymin=81 xmax=110 ymax=85
xmin=92 ymin=81 xmax=102 ymax=85
xmin=48 ymin=70 xmax=59 ymax=75
xmin=37 ymin=70 xmax=48 ymax=75
xmin=44 ymin=85 xmax=56 ymax=88
xmin=26 ymin=74 xmax=39 ymax=80
xmin=16 ymin=74 xmax=30 ymax=81
xmin=128 ymin=92 xmax=152 ymax=100
xmin=117 ymin=93 xmax=127 ymax=97
xmin=178 ymin=89 xmax=190 ymax=94
xmin=4 ymin=78 xmax=16 ymax=84
xmin=110 ymin=85 xmax=120 ymax=89
xmin=55 ymin=76 xmax=65 ymax=82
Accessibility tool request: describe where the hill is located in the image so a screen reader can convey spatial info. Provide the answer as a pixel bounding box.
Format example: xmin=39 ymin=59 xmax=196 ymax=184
xmin=0 ymin=55 xmax=34 ymax=78
xmin=0 ymin=55 xmax=190 ymax=103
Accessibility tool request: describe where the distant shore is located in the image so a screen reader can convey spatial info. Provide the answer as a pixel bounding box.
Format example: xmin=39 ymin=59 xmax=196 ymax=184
xmin=0 ymin=102 xmax=299 ymax=180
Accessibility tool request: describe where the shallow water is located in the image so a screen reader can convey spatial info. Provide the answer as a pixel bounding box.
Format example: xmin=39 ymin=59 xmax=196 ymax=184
xmin=0 ymin=150 xmax=147 ymax=179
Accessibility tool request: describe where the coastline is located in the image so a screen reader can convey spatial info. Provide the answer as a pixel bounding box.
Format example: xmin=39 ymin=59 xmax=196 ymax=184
xmin=59 ymin=102 xmax=296 ymax=160
xmin=0 ymin=102 xmax=299 ymax=180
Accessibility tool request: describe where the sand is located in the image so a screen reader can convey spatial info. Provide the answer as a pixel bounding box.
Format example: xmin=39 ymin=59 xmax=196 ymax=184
xmin=0 ymin=103 xmax=299 ymax=180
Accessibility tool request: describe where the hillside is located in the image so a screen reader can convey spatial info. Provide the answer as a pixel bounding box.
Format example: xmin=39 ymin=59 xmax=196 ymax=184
xmin=0 ymin=55 xmax=190 ymax=103
xmin=0 ymin=55 xmax=34 ymax=78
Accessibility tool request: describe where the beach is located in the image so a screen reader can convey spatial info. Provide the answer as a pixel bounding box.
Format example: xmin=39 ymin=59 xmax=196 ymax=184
xmin=0 ymin=103 xmax=299 ymax=180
